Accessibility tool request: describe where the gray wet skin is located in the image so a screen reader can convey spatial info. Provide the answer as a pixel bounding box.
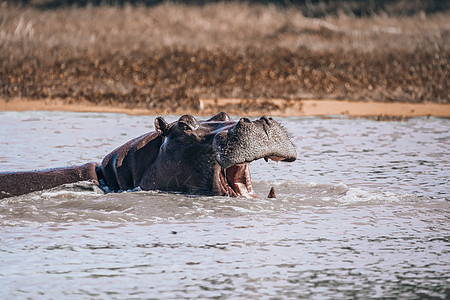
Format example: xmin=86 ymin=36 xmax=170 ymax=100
xmin=213 ymin=116 xmax=297 ymax=169
xmin=137 ymin=112 xmax=297 ymax=197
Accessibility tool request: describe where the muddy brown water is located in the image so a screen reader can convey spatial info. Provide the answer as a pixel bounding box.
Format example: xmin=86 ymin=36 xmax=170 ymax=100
xmin=1 ymin=111 xmax=449 ymax=298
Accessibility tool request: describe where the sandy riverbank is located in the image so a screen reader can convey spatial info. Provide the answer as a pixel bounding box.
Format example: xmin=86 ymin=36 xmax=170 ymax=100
xmin=1 ymin=98 xmax=449 ymax=119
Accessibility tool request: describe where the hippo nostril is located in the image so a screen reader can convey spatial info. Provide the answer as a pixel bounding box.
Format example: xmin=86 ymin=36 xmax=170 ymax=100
xmin=260 ymin=116 xmax=272 ymax=125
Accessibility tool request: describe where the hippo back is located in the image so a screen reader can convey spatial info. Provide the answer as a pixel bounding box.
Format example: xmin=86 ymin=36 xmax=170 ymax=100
xmin=99 ymin=131 xmax=162 ymax=191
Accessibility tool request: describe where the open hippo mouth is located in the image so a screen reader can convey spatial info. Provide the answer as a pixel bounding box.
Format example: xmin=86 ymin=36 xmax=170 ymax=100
xmin=218 ymin=156 xmax=290 ymax=198
xmin=218 ymin=163 xmax=253 ymax=197
xmin=214 ymin=116 xmax=297 ymax=197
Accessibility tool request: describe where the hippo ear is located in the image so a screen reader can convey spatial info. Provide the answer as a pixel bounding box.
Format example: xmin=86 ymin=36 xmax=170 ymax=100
xmin=155 ymin=117 xmax=170 ymax=137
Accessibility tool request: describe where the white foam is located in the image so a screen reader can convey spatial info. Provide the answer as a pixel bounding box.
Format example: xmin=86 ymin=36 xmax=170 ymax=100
xmin=40 ymin=190 xmax=95 ymax=198
xmin=337 ymin=187 xmax=412 ymax=204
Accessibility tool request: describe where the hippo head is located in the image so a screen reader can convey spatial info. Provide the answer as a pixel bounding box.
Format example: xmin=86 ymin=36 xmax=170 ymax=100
xmin=137 ymin=112 xmax=297 ymax=197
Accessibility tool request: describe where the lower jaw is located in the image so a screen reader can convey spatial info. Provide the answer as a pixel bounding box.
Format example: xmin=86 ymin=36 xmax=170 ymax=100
xmin=218 ymin=163 xmax=257 ymax=198
xmin=230 ymin=182 xmax=258 ymax=198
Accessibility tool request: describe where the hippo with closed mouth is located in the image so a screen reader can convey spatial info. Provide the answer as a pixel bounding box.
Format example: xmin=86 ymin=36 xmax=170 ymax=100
xmin=0 ymin=112 xmax=296 ymax=199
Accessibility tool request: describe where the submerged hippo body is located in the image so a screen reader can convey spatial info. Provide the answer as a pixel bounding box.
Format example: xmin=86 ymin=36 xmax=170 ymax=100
xmin=0 ymin=112 xmax=296 ymax=199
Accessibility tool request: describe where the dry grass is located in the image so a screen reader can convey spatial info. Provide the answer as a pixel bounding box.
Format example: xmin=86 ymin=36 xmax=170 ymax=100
xmin=1 ymin=2 xmax=449 ymax=109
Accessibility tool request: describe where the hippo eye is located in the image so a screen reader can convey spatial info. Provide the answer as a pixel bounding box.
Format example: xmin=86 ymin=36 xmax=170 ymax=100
xmin=178 ymin=122 xmax=190 ymax=131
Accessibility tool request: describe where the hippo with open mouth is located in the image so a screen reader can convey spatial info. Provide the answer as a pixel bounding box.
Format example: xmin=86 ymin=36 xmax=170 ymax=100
xmin=0 ymin=112 xmax=296 ymax=199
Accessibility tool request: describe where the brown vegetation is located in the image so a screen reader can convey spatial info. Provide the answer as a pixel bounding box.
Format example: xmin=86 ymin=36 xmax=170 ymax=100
xmin=0 ymin=2 xmax=449 ymax=111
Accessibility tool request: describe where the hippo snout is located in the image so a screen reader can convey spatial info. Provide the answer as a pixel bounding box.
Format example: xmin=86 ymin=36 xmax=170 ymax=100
xmin=213 ymin=116 xmax=297 ymax=169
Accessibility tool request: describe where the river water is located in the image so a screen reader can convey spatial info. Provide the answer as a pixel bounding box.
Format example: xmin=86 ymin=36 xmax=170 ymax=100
xmin=0 ymin=111 xmax=449 ymax=299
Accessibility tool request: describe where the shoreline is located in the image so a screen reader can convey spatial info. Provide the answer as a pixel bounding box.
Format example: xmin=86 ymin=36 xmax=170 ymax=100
xmin=1 ymin=98 xmax=449 ymax=118
xmin=2 ymin=6 xmax=449 ymax=107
